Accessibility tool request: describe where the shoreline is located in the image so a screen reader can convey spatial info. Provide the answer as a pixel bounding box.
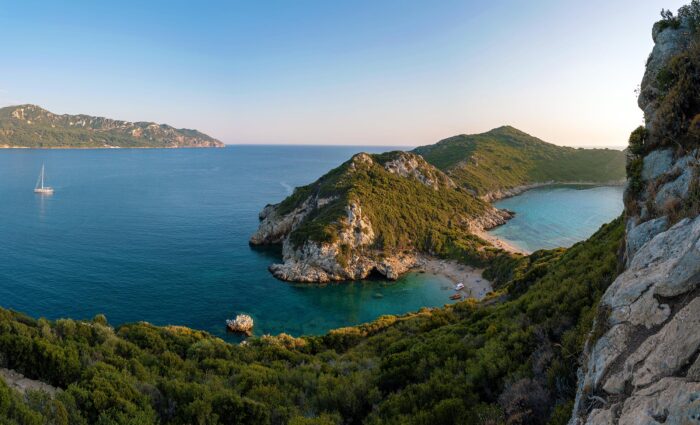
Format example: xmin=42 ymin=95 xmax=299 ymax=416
xmin=474 ymin=228 xmax=530 ymax=255
xmin=413 ymin=256 xmax=493 ymax=300
xmin=481 ymin=180 xmax=626 ymax=203
xmin=478 ymin=180 xmax=626 ymax=255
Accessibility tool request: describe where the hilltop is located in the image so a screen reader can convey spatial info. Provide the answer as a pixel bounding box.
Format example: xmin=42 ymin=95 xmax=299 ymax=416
xmin=0 ymin=104 xmax=224 ymax=148
xmin=250 ymin=127 xmax=626 ymax=282
xmin=250 ymin=150 xmax=510 ymax=282
xmin=414 ymin=126 xmax=626 ymax=200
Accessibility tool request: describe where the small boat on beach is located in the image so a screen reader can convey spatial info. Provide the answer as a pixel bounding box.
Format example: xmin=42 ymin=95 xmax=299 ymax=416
xmin=450 ymin=294 xmax=462 ymax=300
xmin=34 ymin=164 xmax=54 ymax=194
xmin=454 ymin=282 xmax=464 ymax=291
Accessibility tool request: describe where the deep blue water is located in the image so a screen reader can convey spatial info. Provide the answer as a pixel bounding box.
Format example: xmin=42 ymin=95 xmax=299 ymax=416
xmin=0 ymin=149 xmax=624 ymax=340
xmin=0 ymin=146 xmax=457 ymax=340
xmin=487 ymin=185 xmax=624 ymax=252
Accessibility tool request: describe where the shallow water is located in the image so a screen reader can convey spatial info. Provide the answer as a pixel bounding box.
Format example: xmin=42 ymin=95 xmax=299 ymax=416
xmin=0 ymin=146 xmax=456 ymax=340
xmin=487 ymin=185 xmax=624 ymax=252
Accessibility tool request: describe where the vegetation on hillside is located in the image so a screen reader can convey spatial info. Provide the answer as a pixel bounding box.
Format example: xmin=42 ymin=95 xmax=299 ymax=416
xmin=280 ymin=151 xmax=507 ymax=266
xmin=0 ymin=218 xmax=623 ymax=424
xmin=413 ymin=126 xmax=626 ymax=196
xmin=0 ymin=105 xmax=223 ymax=148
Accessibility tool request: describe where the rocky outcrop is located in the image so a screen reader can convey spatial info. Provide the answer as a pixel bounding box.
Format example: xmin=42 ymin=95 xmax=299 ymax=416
xmin=569 ymin=12 xmax=700 ymax=425
xmin=250 ymin=151 xmax=511 ymax=283
xmin=226 ymin=314 xmax=254 ymax=336
xmin=382 ymin=151 xmax=456 ymax=190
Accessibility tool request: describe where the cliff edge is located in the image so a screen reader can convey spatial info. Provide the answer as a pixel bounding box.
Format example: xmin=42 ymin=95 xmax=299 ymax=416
xmin=570 ymin=5 xmax=700 ymax=424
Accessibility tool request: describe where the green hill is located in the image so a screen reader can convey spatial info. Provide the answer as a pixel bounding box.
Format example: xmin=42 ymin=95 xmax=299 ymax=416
xmin=413 ymin=126 xmax=626 ymax=198
xmin=249 ymin=151 xmax=511 ymax=282
xmin=0 ymin=104 xmax=224 ymax=148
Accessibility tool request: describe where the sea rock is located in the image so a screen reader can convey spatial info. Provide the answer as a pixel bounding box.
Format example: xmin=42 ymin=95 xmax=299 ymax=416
xmin=227 ymin=314 xmax=254 ymax=336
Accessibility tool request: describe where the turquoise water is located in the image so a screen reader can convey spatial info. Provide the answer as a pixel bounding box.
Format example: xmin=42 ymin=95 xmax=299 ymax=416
xmin=487 ymin=185 xmax=624 ymax=252
xmin=0 ymin=147 xmax=455 ymax=340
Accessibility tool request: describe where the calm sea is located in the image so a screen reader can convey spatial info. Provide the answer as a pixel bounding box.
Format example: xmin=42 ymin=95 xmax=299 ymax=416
xmin=0 ymin=146 xmax=456 ymax=340
xmin=488 ymin=185 xmax=624 ymax=252
xmin=0 ymin=147 xmax=623 ymax=339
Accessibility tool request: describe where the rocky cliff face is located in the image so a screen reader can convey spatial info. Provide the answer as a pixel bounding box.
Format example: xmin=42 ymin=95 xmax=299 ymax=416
xmin=569 ymin=10 xmax=700 ymax=425
xmin=0 ymin=104 xmax=224 ymax=148
xmin=250 ymin=151 xmax=510 ymax=283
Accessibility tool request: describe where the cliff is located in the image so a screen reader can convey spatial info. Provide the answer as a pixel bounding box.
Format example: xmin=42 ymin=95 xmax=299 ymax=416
xmin=569 ymin=5 xmax=700 ymax=424
xmin=0 ymin=104 xmax=224 ymax=148
xmin=250 ymin=151 xmax=511 ymax=282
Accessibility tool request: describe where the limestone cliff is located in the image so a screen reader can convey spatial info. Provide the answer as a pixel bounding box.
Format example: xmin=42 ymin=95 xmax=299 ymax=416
xmin=570 ymin=6 xmax=700 ymax=424
xmin=250 ymin=151 xmax=510 ymax=283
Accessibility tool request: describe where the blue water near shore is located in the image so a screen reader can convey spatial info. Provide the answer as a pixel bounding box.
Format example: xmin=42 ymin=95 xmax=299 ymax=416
xmin=488 ymin=185 xmax=624 ymax=252
xmin=0 ymin=146 xmax=456 ymax=340
xmin=0 ymin=148 xmax=624 ymax=340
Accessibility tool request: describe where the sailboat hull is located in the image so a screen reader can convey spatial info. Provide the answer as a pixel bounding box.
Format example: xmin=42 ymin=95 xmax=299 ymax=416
xmin=34 ymin=187 xmax=54 ymax=194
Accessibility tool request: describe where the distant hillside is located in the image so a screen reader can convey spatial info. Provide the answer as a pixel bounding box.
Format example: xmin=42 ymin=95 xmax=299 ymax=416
xmin=0 ymin=104 xmax=224 ymax=148
xmin=413 ymin=126 xmax=626 ymax=199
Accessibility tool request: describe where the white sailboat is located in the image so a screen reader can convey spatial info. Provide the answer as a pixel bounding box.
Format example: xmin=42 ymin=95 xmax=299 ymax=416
xmin=34 ymin=164 xmax=54 ymax=194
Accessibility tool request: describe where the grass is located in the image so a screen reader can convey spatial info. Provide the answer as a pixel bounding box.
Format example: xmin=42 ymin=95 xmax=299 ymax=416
xmin=413 ymin=126 xmax=626 ymax=196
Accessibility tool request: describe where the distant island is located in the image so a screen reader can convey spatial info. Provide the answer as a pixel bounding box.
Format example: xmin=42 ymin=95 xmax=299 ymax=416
xmin=250 ymin=126 xmax=627 ymax=283
xmin=0 ymin=104 xmax=224 ymax=148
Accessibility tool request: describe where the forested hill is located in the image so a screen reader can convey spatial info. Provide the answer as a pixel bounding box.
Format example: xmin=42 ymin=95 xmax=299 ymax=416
xmin=413 ymin=126 xmax=626 ymax=198
xmin=0 ymin=104 xmax=224 ymax=148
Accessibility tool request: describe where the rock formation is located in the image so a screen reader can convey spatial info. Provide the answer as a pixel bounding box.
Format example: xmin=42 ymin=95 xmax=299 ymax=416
xmin=226 ymin=314 xmax=254 ymax=336
xmin=569 ymin=8 xmax=700 ymax=424
xmin=250 ymin=151 xmax=510 ymax=283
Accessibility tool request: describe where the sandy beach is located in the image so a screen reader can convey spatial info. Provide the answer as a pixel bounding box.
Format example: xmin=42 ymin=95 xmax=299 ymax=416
xmin=413 ymin=255 xmax=493 ymax=300
xmin=473 ymin=229 xmax=530 ymax=255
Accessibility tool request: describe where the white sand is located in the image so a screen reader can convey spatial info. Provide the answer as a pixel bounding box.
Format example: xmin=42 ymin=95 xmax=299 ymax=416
xmin=414 ymin=255 xmax=493 ymax=300
xmin=473 ymin=229 xmax=530 ymax=255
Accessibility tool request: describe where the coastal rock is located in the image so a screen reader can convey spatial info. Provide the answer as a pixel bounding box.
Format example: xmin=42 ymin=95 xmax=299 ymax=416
xmin=617 ymin=378 xmax=700 ymax=425
xmin=570 ymin=20 xmax=700 ymax=419
xmin=227 ymin=314 xmax=254 ymax=336
xmin=642 ymin=149 xmax=674 ymax=181
xmin=639 ymin=23 xmax=691 ymax=132
xmin=624 ymin=215 xmax=668 ymax=264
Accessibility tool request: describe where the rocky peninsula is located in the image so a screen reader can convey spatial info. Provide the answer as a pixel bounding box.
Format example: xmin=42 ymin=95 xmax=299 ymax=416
xmin=251 ymin=128 xmax=626 ymax=283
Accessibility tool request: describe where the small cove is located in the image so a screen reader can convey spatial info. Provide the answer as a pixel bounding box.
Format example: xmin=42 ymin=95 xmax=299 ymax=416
xmin=487 ymin=185 xmax=625 ymax=253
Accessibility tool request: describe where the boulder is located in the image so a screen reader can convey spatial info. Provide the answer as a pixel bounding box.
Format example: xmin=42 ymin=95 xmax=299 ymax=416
xmin=227 ymin=314 xmax=254 ymax=336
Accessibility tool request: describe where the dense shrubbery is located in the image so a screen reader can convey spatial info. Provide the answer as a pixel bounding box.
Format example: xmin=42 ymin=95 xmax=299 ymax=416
xmin=281 ymin=151 xmax=511 ymax=266
xmin=0 ymin=218 xmax=623 ymax=424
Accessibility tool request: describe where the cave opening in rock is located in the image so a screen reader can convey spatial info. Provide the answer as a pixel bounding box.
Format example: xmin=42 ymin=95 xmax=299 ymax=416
xmin=364 ymin=267 xmax=387 ymax=281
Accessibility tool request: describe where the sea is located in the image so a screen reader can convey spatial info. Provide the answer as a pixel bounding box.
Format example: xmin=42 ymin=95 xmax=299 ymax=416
xmin=0 ymin=147 xmax=623 ymax=340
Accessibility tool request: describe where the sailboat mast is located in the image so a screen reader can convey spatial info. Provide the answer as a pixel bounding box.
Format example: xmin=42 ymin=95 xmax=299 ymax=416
xmin=41 ymin=164 xmax=44 ymax=189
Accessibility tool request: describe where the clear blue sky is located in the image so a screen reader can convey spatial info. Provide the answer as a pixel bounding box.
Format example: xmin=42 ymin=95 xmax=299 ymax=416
xmin=0 ymin=0 xmax=687 ymax=146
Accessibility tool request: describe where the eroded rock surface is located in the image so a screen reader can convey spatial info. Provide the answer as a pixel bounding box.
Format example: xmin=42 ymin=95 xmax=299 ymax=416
xmin=570 ymin=16 xmax=700 ymax=425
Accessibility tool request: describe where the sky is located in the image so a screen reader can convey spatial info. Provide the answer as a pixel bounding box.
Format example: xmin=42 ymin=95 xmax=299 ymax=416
xmin=0 ymin=0 xmax=689 ymax=147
